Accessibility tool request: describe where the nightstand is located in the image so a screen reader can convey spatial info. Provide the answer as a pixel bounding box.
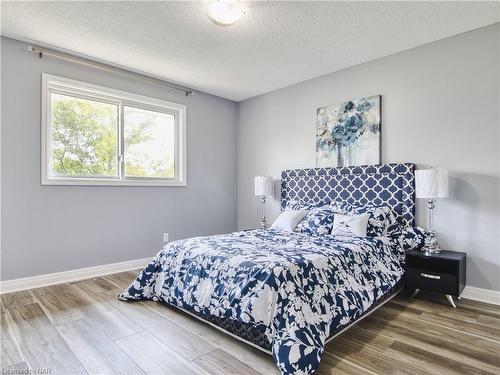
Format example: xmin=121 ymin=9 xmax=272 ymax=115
xmin=406 ymin=249 xmax=466 ymax=308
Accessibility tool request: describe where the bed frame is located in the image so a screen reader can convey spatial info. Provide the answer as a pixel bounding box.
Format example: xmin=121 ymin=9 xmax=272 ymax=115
xmin=166 ymin=279 xmax=405 ymax=356
xmin=165 ymin=163 xmax=416 ymax=354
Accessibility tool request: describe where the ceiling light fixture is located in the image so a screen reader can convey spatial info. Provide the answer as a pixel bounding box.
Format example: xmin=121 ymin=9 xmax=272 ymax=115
xmin=207 ymin=1 xmax=245 ymax=26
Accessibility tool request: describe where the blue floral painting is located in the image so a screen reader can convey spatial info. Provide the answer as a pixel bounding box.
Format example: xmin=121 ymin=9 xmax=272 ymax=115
xmin=316 ymin=95 xmax=381 ymax=167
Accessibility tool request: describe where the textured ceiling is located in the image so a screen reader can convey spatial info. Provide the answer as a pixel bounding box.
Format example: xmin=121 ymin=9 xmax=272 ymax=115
xmin=2 ymin=1 xmax=499 ymax=101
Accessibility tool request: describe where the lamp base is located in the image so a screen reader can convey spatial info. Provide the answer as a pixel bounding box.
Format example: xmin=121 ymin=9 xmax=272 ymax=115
xmin=260 ymin=219 xmax=267 ymax=229
xmin=421 ymin=231 xmax=441 ymax=254
xmin=260 ymin=196 xmax=267 ymax=229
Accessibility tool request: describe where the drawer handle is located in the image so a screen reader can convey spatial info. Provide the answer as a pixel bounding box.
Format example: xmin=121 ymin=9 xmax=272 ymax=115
xmin=421 ymin=273 xmax=441 ymax=280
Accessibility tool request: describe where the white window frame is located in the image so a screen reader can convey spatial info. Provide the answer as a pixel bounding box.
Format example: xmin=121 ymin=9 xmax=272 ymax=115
xmin=41 ymin=73 xmax=187 ymax=186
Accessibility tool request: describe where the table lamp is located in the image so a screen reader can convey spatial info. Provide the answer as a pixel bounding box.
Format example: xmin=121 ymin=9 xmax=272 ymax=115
xmin=254 ymin=176 xmax=273 ymax=229
xmin=415 ymin=168 xmax=449 ymax=253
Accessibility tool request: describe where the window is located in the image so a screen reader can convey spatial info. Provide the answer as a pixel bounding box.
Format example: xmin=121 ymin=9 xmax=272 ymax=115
xmin=42 ymin=74 xmax=186 ymax=186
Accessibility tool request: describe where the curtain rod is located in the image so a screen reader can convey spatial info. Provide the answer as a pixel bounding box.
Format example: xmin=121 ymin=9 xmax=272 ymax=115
xmin=25 ymin=42 xmax=194 ymax=96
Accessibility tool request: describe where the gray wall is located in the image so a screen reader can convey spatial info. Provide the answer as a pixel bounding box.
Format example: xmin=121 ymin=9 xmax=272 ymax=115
xmin=2 ymin=24 xmax=499 ymax=291
xmin=1 ymin=37 xmax=238 ymax=281
xmin=238 ymin=24 xmax=500 ymax=291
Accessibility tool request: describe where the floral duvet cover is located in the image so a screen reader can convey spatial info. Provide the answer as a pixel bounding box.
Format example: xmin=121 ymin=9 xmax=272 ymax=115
xmin=119 ymin=229 xmax=404 ymax=374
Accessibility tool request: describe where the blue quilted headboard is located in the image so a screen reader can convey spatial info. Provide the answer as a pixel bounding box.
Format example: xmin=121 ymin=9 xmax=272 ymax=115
xmin=281 ymin=163 xmax=415 ymax=227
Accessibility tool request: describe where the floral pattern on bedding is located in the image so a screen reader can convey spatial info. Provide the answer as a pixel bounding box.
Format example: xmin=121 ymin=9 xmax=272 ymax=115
xmin=119 ymin=229 xmax=404 ymax=375
xmin=295 ymin=206 xmax=336 ymax=235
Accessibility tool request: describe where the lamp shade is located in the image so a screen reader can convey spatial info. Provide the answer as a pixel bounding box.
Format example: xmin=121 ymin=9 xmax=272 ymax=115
xmin=254 ymin=176 xmax=273 ymax=196
xmin=415 ymin=169 xmax=449 ymax=199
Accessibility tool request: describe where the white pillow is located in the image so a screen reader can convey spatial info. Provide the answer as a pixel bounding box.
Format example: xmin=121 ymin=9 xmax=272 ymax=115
xmin=270 ymin=209 xmax=308 ymax=232
xmin=331 ymin=213 xmax=369 ymax=237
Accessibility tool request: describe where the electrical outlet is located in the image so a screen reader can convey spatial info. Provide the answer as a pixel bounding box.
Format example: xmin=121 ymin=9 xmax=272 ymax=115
xmin=163 ymin=232 xmax=169 ymax=242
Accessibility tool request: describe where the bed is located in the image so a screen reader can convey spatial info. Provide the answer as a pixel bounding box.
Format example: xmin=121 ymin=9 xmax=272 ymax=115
xmin=119 ymin=163 xmax=416 ymax=375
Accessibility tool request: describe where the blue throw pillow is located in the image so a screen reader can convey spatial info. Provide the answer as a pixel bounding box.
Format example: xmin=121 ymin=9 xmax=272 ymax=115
xmin=329 ymin=200 xmax=353 ymax=214
xmin=295 ymin=206 xmax=335 ymax=235
xmin=285 ymin=199 xmax=330 ymax=210
xmin=398 ymin=226 xmax=427 ymax=250
xmin=337 ymin=204 xmax=399 ymax=237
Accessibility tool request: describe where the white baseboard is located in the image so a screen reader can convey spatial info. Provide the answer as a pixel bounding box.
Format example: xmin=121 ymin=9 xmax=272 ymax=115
xmin=0 ymin=257 xmax=151 ymax=294
xmin=462 ymin=286 xmax=500 ymax=306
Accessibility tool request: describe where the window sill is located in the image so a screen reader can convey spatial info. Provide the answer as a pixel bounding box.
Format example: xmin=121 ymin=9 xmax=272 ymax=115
xmin=41 ymin=177 xmax=187 ymax=187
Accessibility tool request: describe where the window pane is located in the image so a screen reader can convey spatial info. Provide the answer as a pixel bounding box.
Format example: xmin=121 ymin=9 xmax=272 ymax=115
xmin=50 ymin=93 xmax=119 ymax=177
xmin=124 ymin=106 xmax=175 ymax=179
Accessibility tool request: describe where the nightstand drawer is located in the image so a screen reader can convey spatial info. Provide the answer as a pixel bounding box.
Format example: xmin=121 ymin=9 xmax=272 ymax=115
xmin=406 ymin=268 xmax=458 ymax=295
xmin=406 ymin=256 xmax=457 ymax=275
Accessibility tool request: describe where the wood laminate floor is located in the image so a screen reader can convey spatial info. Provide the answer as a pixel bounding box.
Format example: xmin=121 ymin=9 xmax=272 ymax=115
xmin=1 ymin=270 xmax=499 ymax=374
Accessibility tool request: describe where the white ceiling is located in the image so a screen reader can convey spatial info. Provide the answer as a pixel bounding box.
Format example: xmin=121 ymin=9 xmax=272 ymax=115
xmin=2 ymin=1 xmax=499 ymax=101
